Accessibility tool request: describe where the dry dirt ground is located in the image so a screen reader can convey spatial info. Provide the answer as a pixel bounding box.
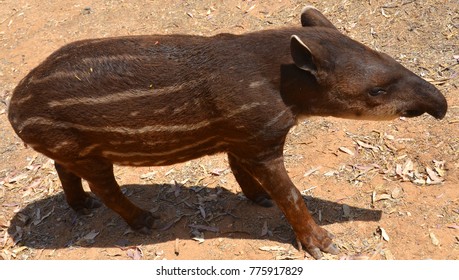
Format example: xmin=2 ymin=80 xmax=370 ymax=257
xmin=0 ymin=0 xmax=458 ymax=260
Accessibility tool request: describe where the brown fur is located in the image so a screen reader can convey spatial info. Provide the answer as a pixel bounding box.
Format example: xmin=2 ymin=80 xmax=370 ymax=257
xmin=7 ymin=7 xmax=447 ymax=259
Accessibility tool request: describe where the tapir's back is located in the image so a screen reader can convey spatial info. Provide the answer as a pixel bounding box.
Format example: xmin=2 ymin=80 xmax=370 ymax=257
xmin=10 ymin=35 xmax=219 ymax=125
xmin=7 ymin=31 xmax=296 ymax=165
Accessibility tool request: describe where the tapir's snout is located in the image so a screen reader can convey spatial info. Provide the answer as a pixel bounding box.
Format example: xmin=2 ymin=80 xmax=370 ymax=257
xmin=403 ymin=79 xmax=448 ymax=120
xmin=426 ymin=87 xmax=448 ymax=119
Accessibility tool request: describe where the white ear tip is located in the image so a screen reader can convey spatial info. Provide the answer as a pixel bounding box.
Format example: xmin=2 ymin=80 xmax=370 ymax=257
xmin=290 ymin=35 xmax=309 ymax=50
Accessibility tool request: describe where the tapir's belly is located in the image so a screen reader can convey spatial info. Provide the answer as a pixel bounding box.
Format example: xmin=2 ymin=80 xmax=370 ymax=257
xmin=89 ymin=133 xmax=230 ymax=166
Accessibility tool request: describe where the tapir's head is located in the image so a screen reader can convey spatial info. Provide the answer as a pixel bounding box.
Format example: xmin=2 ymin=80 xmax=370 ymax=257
xmin=288 ymin=6 xmax=447 ymax=120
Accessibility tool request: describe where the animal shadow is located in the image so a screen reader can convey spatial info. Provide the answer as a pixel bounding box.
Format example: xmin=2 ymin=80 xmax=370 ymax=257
xmin=8 ymin=183 xmax=382 ymax=250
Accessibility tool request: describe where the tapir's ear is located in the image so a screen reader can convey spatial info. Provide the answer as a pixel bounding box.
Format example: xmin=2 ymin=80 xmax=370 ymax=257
xmin=300 ymin=6 xmax=338 ymax=30
xmin=290 ymin=35 xmax=318 ymax=75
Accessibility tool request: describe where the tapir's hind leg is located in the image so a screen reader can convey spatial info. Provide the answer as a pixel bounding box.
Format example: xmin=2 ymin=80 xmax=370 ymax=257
xmin=228 ymin=153 xmax=273 ymax=207
xmin=56 ymin=159 xmax=158 ymax=233
xmin=55 ymin=162 xmax=102 ymax=213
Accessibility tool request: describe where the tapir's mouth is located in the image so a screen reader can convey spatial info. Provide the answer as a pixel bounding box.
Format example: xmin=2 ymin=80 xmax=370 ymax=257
xmin=429 ymin=109 xmax=447 ymax=120
xmin=402 ymin=108 xmax=446 ymax=120
xmin=402 ymin=110 xmax=424 ymax=118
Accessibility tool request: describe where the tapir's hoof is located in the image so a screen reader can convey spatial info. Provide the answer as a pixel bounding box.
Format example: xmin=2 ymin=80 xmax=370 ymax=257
xmin=129 ymin=211 xmax=160 ymax=234
xmin=301 ymin=227 xmax=340 ymax=259
xmin=70 ymin=196 xmax=102 ymax=215
xmin=306 ymin=240 xmax=340 ymax=260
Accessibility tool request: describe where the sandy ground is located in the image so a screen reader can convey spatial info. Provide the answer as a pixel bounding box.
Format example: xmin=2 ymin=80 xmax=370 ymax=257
xmin=1 ymin=0 xmax=458 ymax=260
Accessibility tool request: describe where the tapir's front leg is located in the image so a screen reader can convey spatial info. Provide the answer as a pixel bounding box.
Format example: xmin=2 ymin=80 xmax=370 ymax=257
xmin=230 ymin=153 xmax=339 ymax=259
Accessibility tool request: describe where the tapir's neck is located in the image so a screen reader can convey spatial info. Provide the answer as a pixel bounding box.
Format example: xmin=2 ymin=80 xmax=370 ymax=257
xmin=280 ymin=64 xmax=325 ymax=118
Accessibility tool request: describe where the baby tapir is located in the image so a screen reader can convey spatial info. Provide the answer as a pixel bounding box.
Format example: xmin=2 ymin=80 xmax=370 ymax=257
xmin=8 ymin=6 xmax=447 ymax=259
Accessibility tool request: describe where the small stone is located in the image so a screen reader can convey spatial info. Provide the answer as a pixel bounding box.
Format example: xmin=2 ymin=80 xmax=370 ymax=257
xmin=82 ymin=7 xmax=92 ymax=15
xmin=391 ymin=187 xmax=402 ymax=199
xmin=429 ymin=232 xmax=440 ymax=246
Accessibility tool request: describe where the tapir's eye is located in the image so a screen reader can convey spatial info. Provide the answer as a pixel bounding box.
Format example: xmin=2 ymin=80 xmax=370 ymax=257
xmin=369 ymin=87 xmax=387 ymax=96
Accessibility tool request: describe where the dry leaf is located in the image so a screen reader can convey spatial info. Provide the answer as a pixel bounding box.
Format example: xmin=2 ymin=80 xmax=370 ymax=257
xmin=402 ymin=159 xmax=414 ymax=176
xmin=42 ymin=159 xmax=54 ymax=169
xmin=434 ymin=166 xmax=446 ymax=177
xmin=165 ymin=169 xmax=175 ymax=176
xmin=385 ymin=134 xmax=395 ymax=140
xmin=352 ymin=164 xmax=379 ymax=172
xmin=155 ymin=250 xmax=164 ymax=257
xmin=159 ymin=216 xmax=184 ymax=232
xmin=275 ymin=254 xmax=302 ymax=260
xmin=339 ymin=146 xmax=355 ymax=156
xmin=356 ymin=140 xmax=379 ymax=151
xmin=123 ymin=228 xmax=135 ymax=235
xmin=433 ymin=160 xmax=446 ymax=170
xmin=198 ymin=194 xmax=218 ymax=203
xmin=198 ymin=205 xmax=206 ymax=219
xmin=378 ymin=227 xmax=390 ymax=241
xmin=210 ymin=168 xmax=226 ymax=176
xmin=1 ymin=250 xmax=10 ymax=260
xmin=413 ymin=178 xmax=426 ymax=185
xmin=83 ymin=230 xmax=99 ymax=241
xmin=140 ymin=171 xmax=156 ymax=180
xmin=33 ymin=207 xmax=54 ymax=226
xmin=259 ymin=246 xmax=285 ymax=252
xmin=340 ymin=254 xmax=370 ymax=260
xmin=446 ymin=224 xmax=459 ymax=230
xmin=173 ymin=181 xmax=181 ymax=197
xmin=12 ymin=246 xmax=28 ymax=255
xmin=149 ymin=205 xmax=160 ymax=213
xmin=381 ymin=7 xmax=391 ymax=18
xmin=301 ymin=186 xmax=317 ymax=195
xmin=261 ymin=221 xmax=268 ymax=237
xmin=75 ymin=229 xmax=100 ymax=245
xmin=246 ymin=4 xmax=256 ymax=13
xmin=323 ymin=170 xmax=338 ymax=177
xmin=304 ymin=166 xmax=322 ymax=177
xmin=395 ymin=164 xmax=403 ymax=177
xmin=192 ymin=231 xmax=205 ymax=244
xmin=375 ymin=193 xmax=392 ymax=202
xmin=425 ymin=167 xmax=443 ymax=184
xmin=126 ymin=247 xmax=143 ymax=260
xmin=0 ymin=217 xmax=9 ymax=228
xmin=8 ymin=173 xmax=28 ymax=183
